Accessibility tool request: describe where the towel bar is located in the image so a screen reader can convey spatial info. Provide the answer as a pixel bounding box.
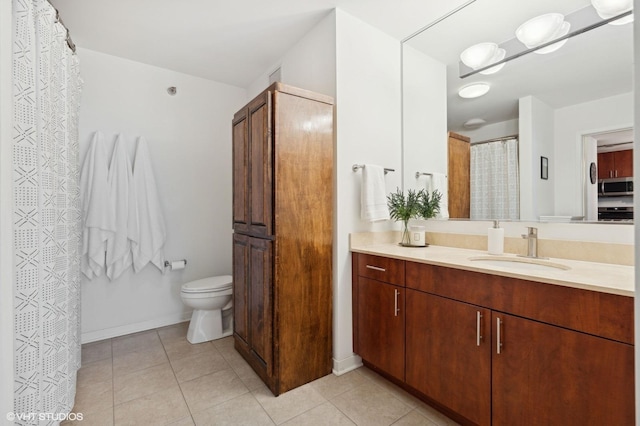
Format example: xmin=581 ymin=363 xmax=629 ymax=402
xmin=352 ymin=164 xmax=395 ymax=174
xmin=416 ymin=172 xmax=447 ymax=179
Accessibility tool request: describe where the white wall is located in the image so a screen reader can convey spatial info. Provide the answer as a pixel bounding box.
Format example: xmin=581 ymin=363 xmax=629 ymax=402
xmin=554 ymin=92 xmax=633 ymax=216
xmin=402 ymin=44 xmax=447 ymax=192
xmin=0 ymin=0 xmax=15 ymax=422
xmin=634 ymin=1 xmax=640 ymax=421
xmin=333 ymin=9 xmax=402 ymax=373
xmin=77 ymin=49 xmax=246 ymax=342
xmin=519 ymin=96 xmax=554 ymax=220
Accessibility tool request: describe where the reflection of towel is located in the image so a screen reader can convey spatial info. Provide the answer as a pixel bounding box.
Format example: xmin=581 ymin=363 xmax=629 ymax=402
xmin=80 ymin=132 xmax=115 ymax=279
xmin=132 ymin=137 xmax=166 ymax=273
xmin=430 ymin=172 xmax=449 ymax=219
xmin=361 ymin=164 xmax=390 ymax=222
xmin=106 ymin=134 xmax=139 ymax=280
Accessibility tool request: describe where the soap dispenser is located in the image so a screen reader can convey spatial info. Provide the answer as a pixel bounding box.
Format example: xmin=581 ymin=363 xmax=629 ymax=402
xmin=488 ymin=220 xmax=504 ymax=255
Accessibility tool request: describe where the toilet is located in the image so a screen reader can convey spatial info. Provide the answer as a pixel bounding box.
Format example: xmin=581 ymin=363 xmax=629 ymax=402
xmin=180 ymin=275 xmax=233 ymax=344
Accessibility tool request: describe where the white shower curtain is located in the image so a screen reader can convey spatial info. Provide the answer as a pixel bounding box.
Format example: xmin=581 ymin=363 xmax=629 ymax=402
xmin=470 ymin=138 xmax=520 ymax=220
xmin=12 ymin=0 xmax=82 ymax=423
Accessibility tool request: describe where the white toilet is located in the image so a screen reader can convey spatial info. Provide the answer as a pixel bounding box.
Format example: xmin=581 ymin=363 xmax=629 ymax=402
xmin=180 ymin=275 xmax=233 ymax=344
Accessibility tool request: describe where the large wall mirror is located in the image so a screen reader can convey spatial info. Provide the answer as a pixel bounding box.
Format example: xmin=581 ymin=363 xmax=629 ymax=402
xmin=402 ymin=0 xmax=633 ymax=223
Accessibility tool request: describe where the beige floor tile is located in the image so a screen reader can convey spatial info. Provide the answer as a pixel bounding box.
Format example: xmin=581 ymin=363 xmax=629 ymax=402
xmin=331 ymin=383 xmax=411 ymax=426
xmin=157 ymin=322 xmax=190 ymax=342
xmin=216 ymin=344 xmax=249 ymax=370
xmin=192 ymin=393 xmax=274 ymax=426
xmin=167 ymin=416 xmax=195 ymax=425
xmin=310 ymin=371 xmax=369 ymax=400
xmin=170 ymin=346 xmax=230 ymax=383
xmin=356 ymin=368 xmax=423 ymax=409
xmin=233 ymin=363 xmax=266 ymax=391
xmin=81 ymin=340 xmax=112 ymax=364
xmin=112 ymin=329 xmax=162 ymax=357
xmin=71 ymin=379 xmax=113 ymax=414
xmin=282 ymin=401 xmax=356 ymax=426
xmin=162 ymin=336 xmax=213 ymax=361
xmin=114 ymin=363 xmax=178 ymax=405
xmin=62 ymin=406 xmax=114 ymax=426
xmin=253 ymin=382 xmax=327 ymax=425
xmin=180 ymin=369 xmax=249 ymax=413
xmin=77 ymin=358 xmax=113 ymax=388
xmin=211 ymin=335 xmax=235 ymax=350
xmin=413 ymin=404 xmax=456 ymax=426
xmin=114 ymin=386 xmax=189 ymax=426
xmin=112 ymin=345 xmax=169 ymax=377
xmin=392 ymin=410 xmax=438 ymax=426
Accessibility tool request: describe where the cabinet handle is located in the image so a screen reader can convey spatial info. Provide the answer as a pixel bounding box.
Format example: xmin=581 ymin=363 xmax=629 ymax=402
xmin=476 ymin=311 xmax=483 ymax=346
xmin=366 ymin=265 xmax=386 ymax=272
xmin=615 ymin=170 xmax=618 ymax=177
xmin=394 ymin=289 xmax=400 ymax=317
xmin=496 ymin=317 xmax=503 ymax=354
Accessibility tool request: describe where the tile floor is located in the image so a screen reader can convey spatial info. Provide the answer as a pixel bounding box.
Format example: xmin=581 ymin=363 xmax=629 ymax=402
xmin=65 ymin=322 xmax=459 ymax=426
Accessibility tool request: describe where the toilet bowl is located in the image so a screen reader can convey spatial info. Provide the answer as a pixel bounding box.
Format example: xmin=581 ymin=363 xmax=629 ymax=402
xmin=180 ymin=275 xmax=233 ymax=344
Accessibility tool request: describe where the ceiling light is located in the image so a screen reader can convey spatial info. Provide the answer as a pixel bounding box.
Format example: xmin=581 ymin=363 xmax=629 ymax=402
xmin=591 ymin=0 xmax=633 ymax=25
xmin=463 ymin=118 xmax=487 ymax=129
xmin=460 ymin=42 xmax=506 ymax=75
xmin=458 ymin=83 xmax=490 ymax=99
xmin=516 ymin=13 xmax=566 ymax=51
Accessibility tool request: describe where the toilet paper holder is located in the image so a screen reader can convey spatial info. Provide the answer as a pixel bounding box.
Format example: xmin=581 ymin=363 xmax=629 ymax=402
xmin=164 ymin=259 xmax=187 ymax=269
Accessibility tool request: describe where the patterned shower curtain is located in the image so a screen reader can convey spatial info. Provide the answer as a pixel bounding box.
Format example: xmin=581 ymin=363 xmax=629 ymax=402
xmin=470 ymin=138 xmax=520 ymax=220
xmin=12 ymin=0 xmax=82 ymax=423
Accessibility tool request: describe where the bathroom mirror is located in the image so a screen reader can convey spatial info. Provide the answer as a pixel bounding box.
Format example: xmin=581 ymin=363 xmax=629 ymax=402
xmin=402 ymin=0 xmax=633 ymax=222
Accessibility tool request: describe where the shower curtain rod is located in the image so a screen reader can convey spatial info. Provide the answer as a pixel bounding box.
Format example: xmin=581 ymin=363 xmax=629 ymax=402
xmin=48 ymin=2 xmax=76 ymax=53
xmin=472 ymin=134 xmax=519 ymax=146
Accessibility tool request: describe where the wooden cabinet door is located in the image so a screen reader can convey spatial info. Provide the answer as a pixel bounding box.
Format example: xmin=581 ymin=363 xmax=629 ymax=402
xmin=232 ymin=234 xmax=273 ymax=376
xmin=248 ymin=91 xmax=273 ymax=237
xmin=614 ymin=149 xmax=633 ymax=177
xmin=406 ymin=291 xmax=491 ymax=426
xmin=597 ymin=152 xmax=614 ymax=179
xmin=232 ymin=109 xmax=249 ymax=233
xmin=492 ymin=312 xmax=634 ymax=426
xmin=447 ymin=132 xmax=470 ymax=218
xmin=357 ymin=277 xmax=404 ymax=381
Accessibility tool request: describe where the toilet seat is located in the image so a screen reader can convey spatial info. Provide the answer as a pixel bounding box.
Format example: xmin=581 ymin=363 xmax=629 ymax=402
xmin=181 ymin=275 xmax=232 ymax=294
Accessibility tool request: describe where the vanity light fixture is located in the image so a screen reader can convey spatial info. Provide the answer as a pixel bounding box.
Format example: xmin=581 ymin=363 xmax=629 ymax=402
xmin=516 ymin=13 xmax=570 ymax=54
xmin=460 ymin=42 xmax=506 ymax=74
xmin=591 ymin=0 xmax=633 ymax=25
xmin=458 ymin=83 xmax=490 ymax=99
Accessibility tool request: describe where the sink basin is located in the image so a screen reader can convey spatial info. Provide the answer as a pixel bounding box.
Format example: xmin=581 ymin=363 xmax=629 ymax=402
xmin=468 ymin=256 xmax=570 ymax=272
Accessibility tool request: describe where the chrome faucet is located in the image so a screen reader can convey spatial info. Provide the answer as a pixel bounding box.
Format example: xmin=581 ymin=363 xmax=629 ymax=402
xmin=521 ymin=227 xmax=538 ymax=258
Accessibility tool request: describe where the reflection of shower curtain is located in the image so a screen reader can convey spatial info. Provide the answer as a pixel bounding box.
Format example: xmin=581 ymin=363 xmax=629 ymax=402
xmin=470 ymin=139 xmax=519 ymax=220
xmin=12 ymin=0 xmax=82 ymax=421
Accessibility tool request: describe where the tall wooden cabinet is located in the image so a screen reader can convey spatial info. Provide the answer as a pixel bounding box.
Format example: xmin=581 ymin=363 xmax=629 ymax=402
xmin=232 ymin=83 xmax=334 ymax=396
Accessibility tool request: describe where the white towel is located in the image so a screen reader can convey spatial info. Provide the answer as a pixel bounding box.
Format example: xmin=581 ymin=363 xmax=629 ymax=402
xmin=106 ymin=134 xmax=139 ymax=281
xmin=80 ymin=132 xmax=115 ymax=279
xmin=429 ymin=172 xmax=449 ymax=219
xmin=360 ymin=164 xmax=390 ymax=222
xmin=132 ymin=137 xmax=166 ymax=273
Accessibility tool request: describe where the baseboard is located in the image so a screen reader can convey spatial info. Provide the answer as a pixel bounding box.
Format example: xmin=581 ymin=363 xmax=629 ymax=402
xmin=332 ymin=354 xmax=363 ymax=376
xmin=81 ymin=311 xmax=193 ymax=344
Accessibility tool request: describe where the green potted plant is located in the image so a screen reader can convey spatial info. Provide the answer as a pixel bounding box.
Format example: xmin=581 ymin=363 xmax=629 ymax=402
xmin=387 ymin=187 xmax=442 ymax=246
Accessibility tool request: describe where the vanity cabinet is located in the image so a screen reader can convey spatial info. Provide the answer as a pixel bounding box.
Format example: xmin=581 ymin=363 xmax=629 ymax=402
xmin=352 ymin=252 xmax=635 ymax=425
xmin=353 ymin=254 xmax=405 ymax=382
xmin=598 ymin=149 xmax=633 ymax=179
xmin=406 ymin=290 xmax=491 ymax=426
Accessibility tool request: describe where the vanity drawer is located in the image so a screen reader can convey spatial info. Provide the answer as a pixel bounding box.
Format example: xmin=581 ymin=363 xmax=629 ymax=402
xmin=357 ymin=254 xmax=405 ymax=286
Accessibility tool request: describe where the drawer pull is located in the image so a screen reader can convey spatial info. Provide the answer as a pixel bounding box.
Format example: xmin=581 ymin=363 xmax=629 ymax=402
xmin=496 ymin=317 xmax=503 ymax=354
xmin=476 ymin=311 xmax=483 ymax=346
xmin=366 ymin=265 xmax=386 ymax=272
xmin=394 ymin=289 xmax=400 ymax=316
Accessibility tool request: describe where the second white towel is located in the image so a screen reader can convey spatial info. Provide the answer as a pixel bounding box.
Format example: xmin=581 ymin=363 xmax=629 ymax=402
xmin=430 ymin=172 xmax=449 ymax=219
xmin=361 ymin=164 xmax=390 ymax=222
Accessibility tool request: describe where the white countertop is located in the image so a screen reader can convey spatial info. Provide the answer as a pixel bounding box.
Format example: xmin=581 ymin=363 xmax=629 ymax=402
xmin=350 ymin=241 xmax=634 ymax=297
